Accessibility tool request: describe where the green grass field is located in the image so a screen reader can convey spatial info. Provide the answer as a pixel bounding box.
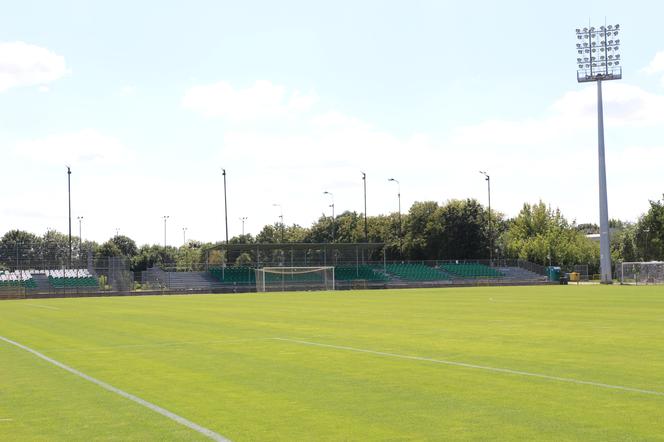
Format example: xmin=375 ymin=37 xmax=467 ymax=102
xmin=1 ymin=285 xmax=664 ymax=441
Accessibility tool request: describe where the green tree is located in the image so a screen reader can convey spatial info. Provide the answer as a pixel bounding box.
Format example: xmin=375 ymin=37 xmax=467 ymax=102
xmin=435 ymin=199 xmax=491 ymax=260
xmin=403 ymin=201 xmax=440 ymax=260
xmin=635 ymin=196 xmax=664 ymax=261
xmin=0 ymin=230 xmax=42 ymax=269
xmin=503 ymin=201 xmax=599 ymax=268
xmin=110 ymin=235 xmax=138 ymax=258
xmin=131 ymin=245 xmax=179 ymax=272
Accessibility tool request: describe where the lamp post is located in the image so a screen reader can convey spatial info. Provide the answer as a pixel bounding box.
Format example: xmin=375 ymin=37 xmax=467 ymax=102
xmin=323 ymin=191 xmax=335 ymax=242
xmin=77 ymin=216 xmax=84 ymax=259
xmin=643 ymin=228 xmax=650 ymax=260
xmin=67 ymin=166 xmax=72 ymax=268
xmin=361 ymin=172 xmax=368 ymax=242
xmin=388 ymin=178 xmax=401 ymax=256
xmin=479 ymin=171 xmax=492 ymax=264
xmin=272 ymin=203 xmax=284 ymax=242
xmin=221 ymin=168 xmax=229 ymax=244
xmin=163 ymin=215 xmax=169 ymax=247
xmin=182 ymin=227 xmax=188 ymax=245
xmin=239 ymin=217 xmax=248 ymax=236
xmin=576 ymin=22 xmax=622 ymax=284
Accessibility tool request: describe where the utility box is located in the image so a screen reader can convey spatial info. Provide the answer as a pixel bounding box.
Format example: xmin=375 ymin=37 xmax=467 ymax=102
xmin=547 ymin=266 xmax=561 ymax=282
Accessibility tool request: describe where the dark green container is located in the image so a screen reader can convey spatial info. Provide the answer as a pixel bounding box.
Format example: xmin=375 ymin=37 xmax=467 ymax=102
xmin=547 ymin=266 xmax=561 ymax=282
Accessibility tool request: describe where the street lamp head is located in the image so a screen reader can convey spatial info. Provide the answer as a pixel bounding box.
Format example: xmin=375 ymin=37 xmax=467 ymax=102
xmin=221 ymin=168 xmax=226 ymax=175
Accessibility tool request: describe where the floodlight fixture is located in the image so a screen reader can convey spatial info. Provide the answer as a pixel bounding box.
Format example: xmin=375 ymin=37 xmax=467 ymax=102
xmin=163 ymin=215 xmax=169 ymax=247
xmin=221 ymin=167 xmax=229 ymax=244
xmin=574 ymin=20 xmax=623 ymax=284
xmin=272 ymin=203 xmax=284 ymax=242
xmin=387 ymin=177 xmax=402 ymax=256
xmin=323 ymin=191 xmax=335 ymax=242
xmin=576 ymin=22 xmax=621 ymax=82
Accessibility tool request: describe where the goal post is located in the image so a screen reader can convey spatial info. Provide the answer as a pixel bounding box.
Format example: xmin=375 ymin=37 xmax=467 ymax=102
xmin=619 ymin=261 xmax=664 ymax=285
xmin=255 ymin=266 xmax=335 ymax=292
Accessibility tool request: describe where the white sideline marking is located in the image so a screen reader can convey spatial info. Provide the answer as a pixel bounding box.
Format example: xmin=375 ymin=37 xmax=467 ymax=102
xmin=273 ymin=338 xmax=664 ymax=397
xmin=0 ymin=336 xmax=230 ymax=441
xmin=0 ymin=418 xmax=13 ymax=422
xmin=25 ymin=304 xmax=60 ymax=310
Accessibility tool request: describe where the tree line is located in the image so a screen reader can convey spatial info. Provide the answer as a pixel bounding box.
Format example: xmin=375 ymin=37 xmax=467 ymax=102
xmin=2 ymin=196 xmax=663 ymax=273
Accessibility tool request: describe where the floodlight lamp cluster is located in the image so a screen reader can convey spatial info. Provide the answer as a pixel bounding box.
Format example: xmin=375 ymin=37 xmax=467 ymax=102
xmin=575 ymin=24 xmax=622 ymax=82
xmin=576 ymin=25 xmax=622 ymax=82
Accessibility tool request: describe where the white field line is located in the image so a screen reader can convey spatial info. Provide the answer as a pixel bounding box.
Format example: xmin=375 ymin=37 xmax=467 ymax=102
xmin=273 ymin=338 xmax=664 ymax=398
xmin=24 ymin=304 xmax=60 ymax=310
xmin=0 ymin=418 xmax=13 ymax=422
xmin=0 ymin=335 xmax=231 ymax=441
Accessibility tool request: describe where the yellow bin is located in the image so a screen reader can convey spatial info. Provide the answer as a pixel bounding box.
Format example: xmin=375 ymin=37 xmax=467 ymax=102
xmin=569 ymin=272 xmax=580 ymax=282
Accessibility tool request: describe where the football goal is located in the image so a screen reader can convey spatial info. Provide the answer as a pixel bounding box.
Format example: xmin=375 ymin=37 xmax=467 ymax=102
xmin=619 ymin=261 xmax=664 ymax=285
xmin=255 ymin=267 xmax=335 ymax=292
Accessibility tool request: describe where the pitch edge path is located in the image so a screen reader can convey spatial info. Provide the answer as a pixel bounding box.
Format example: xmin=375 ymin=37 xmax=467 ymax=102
xmin=0 ymin=335 xmax=231 ymax=442
xmin=273 ymin=338 xmax=664 ymax=397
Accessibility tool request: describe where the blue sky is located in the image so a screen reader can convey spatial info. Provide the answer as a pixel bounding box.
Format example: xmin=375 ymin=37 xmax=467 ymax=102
xmin=1 ymin=0 xmax=663 ymax=245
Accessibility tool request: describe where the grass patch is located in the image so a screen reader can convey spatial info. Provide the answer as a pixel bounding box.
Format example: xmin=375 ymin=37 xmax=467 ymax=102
xmin=1 ymin=285 xmax=664 ymax=440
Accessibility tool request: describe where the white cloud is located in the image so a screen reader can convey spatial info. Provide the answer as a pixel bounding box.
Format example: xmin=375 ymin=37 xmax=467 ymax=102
xmin=180 ymin=79 xmax=664 ymax=240
xmin=14 ymin=129 xmax=134 ymax=166
xmin=643 ymin=51 xmax=664 ymax=75
xmin=446 ymin=81 xmax=664 ymax=223
xmin=0 ymin=41 xmax=68 ymax=92
xmin=452 ymin=82 xmax=664 ymax=149
xmin=182 ymin=80 xmax=317 ymax=122
xmin=643 ymin=51 xmax=664 ymax=87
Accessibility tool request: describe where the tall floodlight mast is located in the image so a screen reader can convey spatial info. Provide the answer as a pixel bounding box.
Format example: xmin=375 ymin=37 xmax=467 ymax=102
xmin=576 ymin=23 xmax=622 ymax=284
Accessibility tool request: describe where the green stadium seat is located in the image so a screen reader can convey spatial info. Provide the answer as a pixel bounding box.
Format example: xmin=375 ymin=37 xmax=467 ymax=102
xmin=440 ymin=263 xmax=504 ymax=278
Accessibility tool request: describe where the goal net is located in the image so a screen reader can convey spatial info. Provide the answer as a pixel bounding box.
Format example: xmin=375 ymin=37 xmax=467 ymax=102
xmin=255 ymin=267 xmax=335 ymax=292
xmin=619 ymin=262 xmax=664 ymax=285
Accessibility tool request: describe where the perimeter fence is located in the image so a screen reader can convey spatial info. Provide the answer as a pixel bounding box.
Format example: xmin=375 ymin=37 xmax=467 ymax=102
xmin=0 ymin=241 xmax=554 ymax=298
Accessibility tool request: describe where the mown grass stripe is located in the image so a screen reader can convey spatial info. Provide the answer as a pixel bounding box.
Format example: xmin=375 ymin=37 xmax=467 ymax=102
xmin=0 ymin=335 xmax=231 ymax=441
xmin=274 ymin=337 xmax=664 ymax=397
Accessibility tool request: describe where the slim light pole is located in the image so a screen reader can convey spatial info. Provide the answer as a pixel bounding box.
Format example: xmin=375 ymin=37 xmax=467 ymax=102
xmin=239 ymin=217 xmax=248 ymax=236
xmin=272 ymin=203 xmax=284 ymax=242
xmin=323 ymin=191 xmax=335 ymax=242
xmin=576 ymin=22 xmax=622 ymax=284
xmin=388 ymin=178 xmax=401 ymax=256
xmin=643 ymin=228 xmax=650 ymax=260
xmin=67 ymin=166 xmax=72 ymax=268
xmin=480 ymin=171 xmax=492 ymax=264
xmin=77 ymin=216 xmax=84 ymax=258
xmin=221 ymin=168 xmax=229 ymax=244
xmin=182 ymin=227 xmax=188 ymax=245
xmin=163 ymin=215 xmax=169 ymax=247
xmin=361 ymin=172 xmax=368 ymax=242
